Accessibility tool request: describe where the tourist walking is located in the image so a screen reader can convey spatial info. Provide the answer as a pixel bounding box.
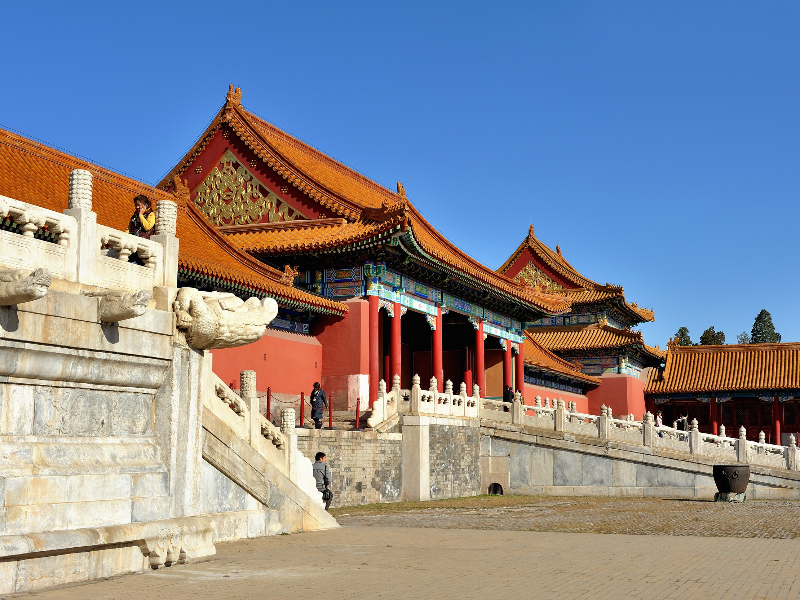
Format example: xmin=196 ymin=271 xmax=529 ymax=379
xmin=312 ymin=452 xmax=333 ymax=510
xmin=310 ymin=382 xmax=328 ymax=429
xmin=655 ymin=410 xmax=664 ymax=437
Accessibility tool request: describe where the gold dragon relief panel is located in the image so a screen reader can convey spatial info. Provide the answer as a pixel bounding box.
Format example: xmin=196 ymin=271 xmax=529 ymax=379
xmin=194 ymin=150 xmax=309 ymax=226
xmin=514 ymin=261 xmax=564 ymax=292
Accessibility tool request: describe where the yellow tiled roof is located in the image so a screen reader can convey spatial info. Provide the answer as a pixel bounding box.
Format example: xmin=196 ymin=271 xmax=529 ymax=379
xmin=645 ymin=342 xmax=800 ymax=394
xmin=523 ymin=332 xmax=601 ymax=385
xmin=498 ymin=225 xmax=655 ymax=323
xmin=0 ymin=128 xmax=346 ymax=316
xmin=159 ymin=87 xmax=573 ymax=316
xmin=529 ymin=325 xmax=666 ymax=361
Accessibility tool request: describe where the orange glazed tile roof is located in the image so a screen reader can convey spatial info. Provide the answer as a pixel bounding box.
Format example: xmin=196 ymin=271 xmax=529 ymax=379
xmin=528 ymin=324 xmax=666 ymax=362
xmin=159 ymin=87 xmax=572 ymax=317
xmin=498 ymin=225 xmax=655 ymax=323
xmin=645 ymin=342 xmax=800 ymax=395
xmin=523 ymin=332 xmax=601 ymax=385
xmin=0 ymin=128 xmax=346 ymax=316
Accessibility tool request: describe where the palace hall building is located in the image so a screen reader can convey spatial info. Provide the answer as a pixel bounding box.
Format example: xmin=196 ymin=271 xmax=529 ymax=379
xmin=1 ymin=85 xmax=674 ymax=415
xmin=646 ymin=341 xmax=800 ymax=445
xmin=499 ymin=226 xmax=664 ymax=417
xmin=153 ymin=86 xmax=604 ymax=409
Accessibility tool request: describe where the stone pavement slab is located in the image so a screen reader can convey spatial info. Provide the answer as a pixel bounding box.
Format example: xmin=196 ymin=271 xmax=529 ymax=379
xmin=335 ymin=497 xmax=800 ymax=537
xmin=8 ymin=525 xmax=800 ymax=600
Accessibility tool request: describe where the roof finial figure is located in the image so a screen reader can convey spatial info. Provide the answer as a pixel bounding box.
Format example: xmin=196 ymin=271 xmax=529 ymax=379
xmin=527 ymin=224 xmax=535 ymax=240
xmin=226 ymin=84 xmax=242 ymax=107
xmin=556 ymin=244 xmax=561 ymax=255
xmin=396 ymin=181 xmax=406 ymax=197
xmin=281 ymin=264 xmax=299 ymax=286
xmin=667 ymin=337 xmax=679 ymax=350
xmin=172 ymin=174 xmax=191 ymax=206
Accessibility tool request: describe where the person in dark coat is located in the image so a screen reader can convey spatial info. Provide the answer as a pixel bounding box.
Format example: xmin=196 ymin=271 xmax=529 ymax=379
xmin=310 ymin=382 xmax=328 ymax=429
xmin=502 ymin=384 xmax=513 ymax=411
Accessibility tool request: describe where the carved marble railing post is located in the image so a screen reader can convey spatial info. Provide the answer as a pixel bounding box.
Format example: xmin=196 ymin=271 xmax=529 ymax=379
xmin=410 ymin=374 xmax=422 ymax=414
xmin=392 ymin=374 xmax=401 ymax=396
xmin=689 ymin=418 xmax=701 ymax=455
xmin=598 ymin=405 xmax=610 ymax=439
xmin=736 ymin=426 xmax=749 ymax=463
xmin=153 ymin=198 xmax=179 ymax=290
xmin=719 ymin=424 xmax=726 ymax=438
xmin=534 ymin=396 xmax=541 ymax=408
xmin=757 ymin=431 xmax=766 ymax=453
xmin=472 ymin=384 xmax=481 ymax=414
xmin=512 ymin=391 xmax=524 ymax=425
xmin=554 ymin=398 xmax=565 ymax=433
xmin=64 ymin=169 xmax=98 ymax=284
xmin=642 ymin=411 xmax=655 ymax=447
xmin=443 ymin=379 xmax=452 ymax=415
xmin=241 ymin=370 xmax=258 ymax=445
xmin=281 ymin=408 xmax=296 ymax=434
xmin=787 ymin=435 xmax=799 ymax=471
xmin=367 ymin=379 xmax=388 ymax=428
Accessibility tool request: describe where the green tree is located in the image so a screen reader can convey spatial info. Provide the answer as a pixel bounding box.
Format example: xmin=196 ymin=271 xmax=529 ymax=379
xmin=674 ymin=327 xmax=693 ymax=346
xmin=750 ymin=309 xmax=781 ymax=343
xmin=736 ymin=331 xmax=751 ymax=344
xmin=699 ymin=326 xmax=726 ymax=345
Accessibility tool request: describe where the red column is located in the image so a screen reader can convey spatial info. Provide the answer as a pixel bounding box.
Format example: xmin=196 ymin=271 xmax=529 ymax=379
xmin=710 ymin=398 xmax=718 ymax=436
xmin=503 ymin=341 xmax=512 ymax=390
xmin=475 ymin=321 xmax=485 ymax=398
xmin=432 ymin=307 xmax=443 ymax=392
xmin=390 ymin=302 xmax=402 ymax=382
xmin=514 ymin=344 xmax=525 ymax=394
xmin=774 ymin=398 xmax=782 ymax=445
xmin=464 ymin=347 xmax=473 ymax=393
xmin=368 ymin=295 xmax=380 ymax=407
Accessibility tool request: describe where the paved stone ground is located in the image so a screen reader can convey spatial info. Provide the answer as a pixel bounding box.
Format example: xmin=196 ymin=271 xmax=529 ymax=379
xmin=9 ymin=498 xmax=800 ymax=599
xmin=335 ymin=497 xmax=800 ymax=538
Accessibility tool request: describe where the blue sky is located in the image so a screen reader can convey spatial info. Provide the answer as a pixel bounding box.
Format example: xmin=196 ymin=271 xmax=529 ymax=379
xmin=3 ymin=2 xmax=798 ymax=346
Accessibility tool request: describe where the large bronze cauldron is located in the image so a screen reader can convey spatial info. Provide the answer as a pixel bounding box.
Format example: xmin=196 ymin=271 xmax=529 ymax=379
xmin=713 ymin=464 xmax=750 ymax=495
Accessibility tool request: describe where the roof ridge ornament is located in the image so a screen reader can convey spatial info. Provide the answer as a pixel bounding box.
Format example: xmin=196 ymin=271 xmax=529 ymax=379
xmin=527 ymin=224 xmax=535 ymax=241
xmin=396 ymin=181 xmax=406 ymax=197
xmin=226 ymin=84 xmax=242 ymax=107
xmin=172 ymin=174 xmax=191 ymax=206
xmin=667 ymin=337 xmax=680 ymax=351
xmin=280 ymin=264 xmax=299 ymax=286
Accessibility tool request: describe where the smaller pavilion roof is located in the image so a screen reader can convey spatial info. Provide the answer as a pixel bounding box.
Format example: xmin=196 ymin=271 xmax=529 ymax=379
xmin=522 ymin=332 xmax=601 ymax=386
xmin=645 ymin=342 xmax=800 ymax=395
xmin=529 ymin=324 xmax=666 ymax=363
xmin=498 ymin=226 xmax=655 ymax=324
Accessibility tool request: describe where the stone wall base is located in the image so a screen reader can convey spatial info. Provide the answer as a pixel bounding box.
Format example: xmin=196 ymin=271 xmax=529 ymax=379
xmin=0 ymin=508 xmax=308 ymax=595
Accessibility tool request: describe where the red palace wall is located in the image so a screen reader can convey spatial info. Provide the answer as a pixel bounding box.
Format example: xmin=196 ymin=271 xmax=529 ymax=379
xmin=313 ymin=298 xmax=369 ymax=410
xmin=586 ymin=374 xmax=646 ymax=418
xmin=523 ymin=384 xmax=589 ymax=413
xmin=211 ymin=328 xmax=322 ymax=396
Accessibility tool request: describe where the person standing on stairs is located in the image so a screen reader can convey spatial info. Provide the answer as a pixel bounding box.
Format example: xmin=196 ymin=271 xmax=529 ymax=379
xmin=313 ymin=452 xmax=333 ymax=511
xmin=310 ymin=381 xmax=328 ymax=429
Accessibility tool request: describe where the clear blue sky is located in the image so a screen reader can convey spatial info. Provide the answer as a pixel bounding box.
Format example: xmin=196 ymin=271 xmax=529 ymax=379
xmin=3 ymin=2 xmax=798 ymax=347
